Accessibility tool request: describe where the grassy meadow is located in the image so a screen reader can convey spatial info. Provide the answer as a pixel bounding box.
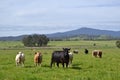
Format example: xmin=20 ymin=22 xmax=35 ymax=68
xmin=0 ymin=40 xmax=120 ymax=80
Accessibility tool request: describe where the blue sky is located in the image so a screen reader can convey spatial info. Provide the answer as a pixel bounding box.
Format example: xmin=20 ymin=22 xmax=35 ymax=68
xmin=0 ymin=0 xmax=120 ymax=37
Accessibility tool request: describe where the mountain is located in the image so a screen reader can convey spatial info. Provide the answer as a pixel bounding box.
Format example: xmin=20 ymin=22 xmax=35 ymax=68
xmin=46 ymin=27 xmax=120 ymax=39
xmin=0 ymin=35 xmax=26 ymax=41
xmin=0 ymin=27 xmax=120 ymax=41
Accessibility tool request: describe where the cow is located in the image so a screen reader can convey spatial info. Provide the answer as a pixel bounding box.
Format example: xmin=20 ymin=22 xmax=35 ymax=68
xmin=34 ymin=52 xmax=42 ymax=66
xmin=84 ymin=49 xmax=89 ymax=54
xmin=15 ymin=52 xmax=25 ymax=66
xmin=92 ymin=50 xmax=102 ymax=58
xmin=68 ymin=52 xmax=73 ymax=67
xmin=50 ymin=48 xmax=71 ymax=68
xmin=73 ymin=50 xmax=78 ymax=54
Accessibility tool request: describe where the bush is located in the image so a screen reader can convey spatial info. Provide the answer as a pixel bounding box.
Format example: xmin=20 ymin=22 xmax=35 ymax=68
xmin=22 ymin=34 xmax=49 ymax=47
xmin=116 ymin=40 xmax=120 ymax=48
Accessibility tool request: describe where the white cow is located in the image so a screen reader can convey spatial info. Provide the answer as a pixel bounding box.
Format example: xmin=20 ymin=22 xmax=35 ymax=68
xmin=15 ymin=52 xmax=25 ymax=66
xmin=68 ymin=52 xmax=73 ymax=67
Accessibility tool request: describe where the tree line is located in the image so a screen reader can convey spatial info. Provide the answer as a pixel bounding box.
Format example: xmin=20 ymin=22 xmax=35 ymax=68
xmin=22 ymin=34 xmax=49 ymax=47
xmin=22 ymin=34 xmax=120 ymax=48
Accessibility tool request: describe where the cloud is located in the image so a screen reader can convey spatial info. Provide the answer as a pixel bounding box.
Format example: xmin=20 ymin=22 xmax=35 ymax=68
xmin=0 ymin=0 xmax=120 ymax=36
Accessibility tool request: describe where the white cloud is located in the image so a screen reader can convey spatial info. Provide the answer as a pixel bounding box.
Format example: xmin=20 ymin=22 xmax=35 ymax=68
xmin=0 ymin=0 xmax=120 ymax=36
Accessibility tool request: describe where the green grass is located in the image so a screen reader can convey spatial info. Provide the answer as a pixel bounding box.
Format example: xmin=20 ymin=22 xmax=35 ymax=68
xmin=0 ymin=41 xmax=24 ymax=49
xmin=0 ymin=40 xmax=120 ymax=80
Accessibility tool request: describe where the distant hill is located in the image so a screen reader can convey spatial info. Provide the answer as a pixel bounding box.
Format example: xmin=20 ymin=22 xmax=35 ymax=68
xmin=0 ymin=27 xmax=120 ymax=41
xmin=46 ymin=27 xmax=120 ymax=39
xmin=0 ymin=35 xmax=25 ymax=41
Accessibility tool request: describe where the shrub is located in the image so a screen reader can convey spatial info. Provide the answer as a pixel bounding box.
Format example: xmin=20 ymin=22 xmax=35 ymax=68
xmin=116 ymin=40 xmax=120 ymax=48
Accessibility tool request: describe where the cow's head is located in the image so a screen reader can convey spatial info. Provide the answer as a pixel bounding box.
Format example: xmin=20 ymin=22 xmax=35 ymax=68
xmin=63 ymin=48 xmax=71 ymax=53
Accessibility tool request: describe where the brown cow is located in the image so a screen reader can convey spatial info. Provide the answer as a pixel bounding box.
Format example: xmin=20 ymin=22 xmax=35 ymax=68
xmin=92 ymin=50 xmax=102 ymax=58
xmin=34 ymin=52 xmax=42 ymax=66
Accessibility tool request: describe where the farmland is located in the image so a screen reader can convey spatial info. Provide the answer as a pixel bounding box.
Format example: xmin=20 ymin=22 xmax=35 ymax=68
xmin=0 ymin=40 xmax=120 ymax=80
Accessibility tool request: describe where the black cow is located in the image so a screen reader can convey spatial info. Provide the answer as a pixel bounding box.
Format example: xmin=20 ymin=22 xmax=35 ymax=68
xmin=50 ymin=48 xmax=71 ymax=68
xmin=84 ymin=49 xmax=88 ymax=54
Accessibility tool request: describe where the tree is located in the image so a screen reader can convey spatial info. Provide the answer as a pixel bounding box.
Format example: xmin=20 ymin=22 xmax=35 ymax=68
xmin=116 ymin=40 xmax=120 ymax=48
xmin=22 ymin=34 xmax=49 ymax=47
xmin=22 ymin=35 xmax=35 ymax=47
xmin=32 ymin=34 xmax=39 ymax=47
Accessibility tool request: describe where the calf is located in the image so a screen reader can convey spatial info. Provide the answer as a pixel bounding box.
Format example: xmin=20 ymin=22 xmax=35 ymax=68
xmin=73 ymin=50 xmax=78 ymax=54
xmin=15 ymin=52 xmax=25 ymax=66
xmin=92 ymin=50 xmax=102 ymax=58
xmin=68 ymin=52 xmax=73 ymax=67
xmin=34 ymin=52 xmax=42 ymax=66
xmin=50 ymin=48 xmax=70 ymax=68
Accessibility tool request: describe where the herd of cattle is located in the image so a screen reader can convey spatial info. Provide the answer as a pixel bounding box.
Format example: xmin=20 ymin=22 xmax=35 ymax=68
xmin=15 ymin=48 xmax=102 ymax=68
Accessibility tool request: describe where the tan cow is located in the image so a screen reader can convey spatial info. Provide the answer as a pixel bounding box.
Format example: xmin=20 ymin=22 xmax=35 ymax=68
xmin=34 ymin=52 xmax=42 ymax=66
xmin=92 ymin=50 xmax=102 ymax=58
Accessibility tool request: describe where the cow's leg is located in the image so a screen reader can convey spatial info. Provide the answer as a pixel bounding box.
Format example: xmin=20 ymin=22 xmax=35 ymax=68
xmin=19 ymin=61 xmax=21 ymax=66
xmin=94 ymin=53 xmax=97 ymax=58
xmin=57 ymin=62 xmax=59 ymax=67
xmin=100 ymin=54 xmax=102 ymax=58
xmin=37 ymin=63 xmax=39 ymax=66
xmin=37 ymin=63 xmax=38 ymax=66
xmin=62 ymin=63 xmax=65 ymax=68
xmin=99 ymin=53 xmax=102 ymax=58
xmin=68 ymin=60 xmax=71 ymax=67
xmin=35 ymin=62 xmax=37 ymax=66
xmin=22 ymin=61 xmax=24 ymax=67
xmin=38 ymin=63 xmax=39 ymax=66
xmin=39 ymin=63 xmax=41 ymax=66
xmin=16 ymin=62 xmax=18 ymax=66
xmin=70 ymin=60 xmax=72 ymax=64
xmin=50 ymin=61 xmax=53 ymax=68
xmin=53 ymin=62 xmax=55 ymax=67
xmin=66 ymin=62 xmax=69 ymax=68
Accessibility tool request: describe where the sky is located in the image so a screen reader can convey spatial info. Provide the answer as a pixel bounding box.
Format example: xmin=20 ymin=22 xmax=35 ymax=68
xmin=0 ymin=0 xmax=120 ymax=37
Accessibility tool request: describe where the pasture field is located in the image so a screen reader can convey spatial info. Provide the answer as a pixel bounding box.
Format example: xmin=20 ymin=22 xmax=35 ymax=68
xmin=0 ymin=40 xmax=120 ymax=80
